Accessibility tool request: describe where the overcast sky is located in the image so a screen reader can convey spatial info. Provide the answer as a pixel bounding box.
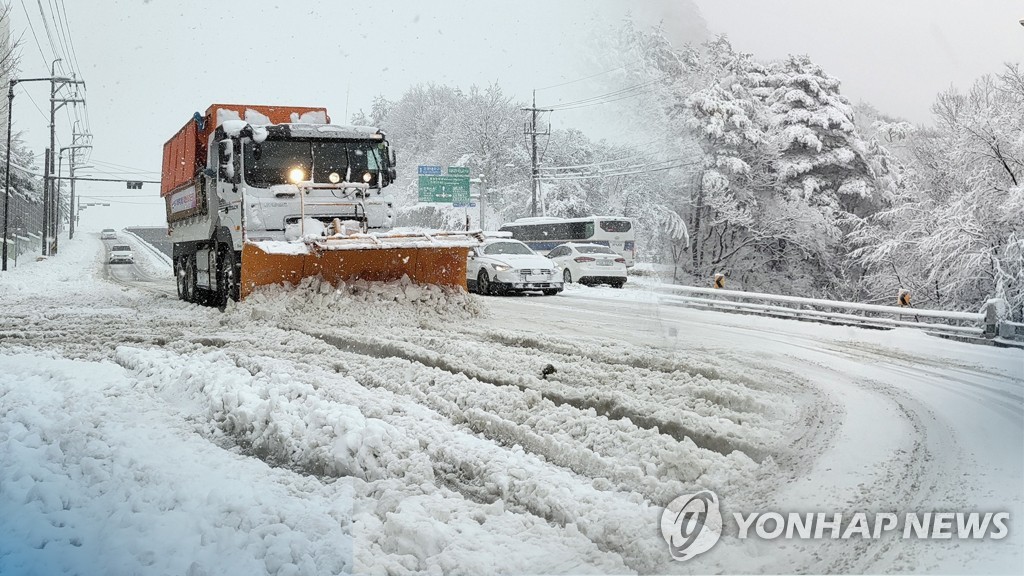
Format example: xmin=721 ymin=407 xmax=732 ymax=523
xmin=7 ymin=0 xmax=1022 ymax=230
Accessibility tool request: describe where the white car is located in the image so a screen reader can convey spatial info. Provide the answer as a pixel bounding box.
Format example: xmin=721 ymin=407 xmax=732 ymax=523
xmin=467 ymin=238 xmax=563 ymax=296
xmin=546 ymin=243 xmax=627 ymax=288
xmin=100 ymin=229 xmax=117 ymax=240
xmin=108 ymin=244 xmax=134 ymax=264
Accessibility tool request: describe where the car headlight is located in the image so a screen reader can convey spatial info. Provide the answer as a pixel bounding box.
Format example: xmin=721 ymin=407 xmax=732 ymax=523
xmin=493 ymin=264 xmax=512 ymax=272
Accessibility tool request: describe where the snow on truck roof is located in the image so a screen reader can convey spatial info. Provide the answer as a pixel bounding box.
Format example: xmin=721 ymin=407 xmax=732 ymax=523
xmin=214 ymin=106 xmax=382 ymax=139
xmin=220 ymin=119 xmax=382 ymax=140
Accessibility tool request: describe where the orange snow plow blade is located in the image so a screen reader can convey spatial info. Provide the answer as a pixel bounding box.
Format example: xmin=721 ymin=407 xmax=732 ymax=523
xmin=239 ymin=232 xmax=482 ymax=300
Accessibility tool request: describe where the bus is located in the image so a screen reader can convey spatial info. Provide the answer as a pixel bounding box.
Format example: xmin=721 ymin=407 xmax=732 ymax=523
xmin=498 ymin=216 xmax=636 ymax=266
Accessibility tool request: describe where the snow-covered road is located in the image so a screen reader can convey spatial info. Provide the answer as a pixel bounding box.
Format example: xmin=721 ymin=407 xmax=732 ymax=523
xmin=1 ymin=233 xmax=1021 ymax=575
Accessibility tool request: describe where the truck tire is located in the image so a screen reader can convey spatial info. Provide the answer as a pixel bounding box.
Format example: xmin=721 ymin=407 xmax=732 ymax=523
xmin=175 ymin=258 xmax=188 ymax=301
xmin=183 ymin=256 xmax=198 ymax=303
xmin=216 ymin=246 xmax=239 ymax=311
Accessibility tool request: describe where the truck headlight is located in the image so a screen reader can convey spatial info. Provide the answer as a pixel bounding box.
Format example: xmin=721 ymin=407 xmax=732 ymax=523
xmin=289 ymin=167 xmax=306 ymax=183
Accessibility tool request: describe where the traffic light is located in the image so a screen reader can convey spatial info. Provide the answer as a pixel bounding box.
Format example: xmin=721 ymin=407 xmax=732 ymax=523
xmin=126 ymin=181 xmax=143 ymax=189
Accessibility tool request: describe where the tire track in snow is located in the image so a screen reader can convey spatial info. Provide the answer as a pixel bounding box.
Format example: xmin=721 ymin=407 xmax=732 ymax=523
xmin=115 ymin=342 xmax=677 ymax=573
xmin=298 ymin=326 xmax=782 ymax=462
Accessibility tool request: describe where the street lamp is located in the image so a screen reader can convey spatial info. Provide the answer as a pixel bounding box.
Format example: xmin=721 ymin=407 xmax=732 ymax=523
xmin=3 ymin=76 xmax=64 ymax=271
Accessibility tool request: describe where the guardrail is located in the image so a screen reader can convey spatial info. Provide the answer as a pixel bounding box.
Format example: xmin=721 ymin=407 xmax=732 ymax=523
xmin=654 ymin=285 xmax=1019 ymax=344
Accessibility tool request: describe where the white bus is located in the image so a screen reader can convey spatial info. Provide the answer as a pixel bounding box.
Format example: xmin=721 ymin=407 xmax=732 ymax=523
xmin=498 ymin=216 xmax=636 ymax=266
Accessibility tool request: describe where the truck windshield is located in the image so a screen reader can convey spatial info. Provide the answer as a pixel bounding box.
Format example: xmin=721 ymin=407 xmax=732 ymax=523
xmin=243 ymin=140 xmax=382 ymax=187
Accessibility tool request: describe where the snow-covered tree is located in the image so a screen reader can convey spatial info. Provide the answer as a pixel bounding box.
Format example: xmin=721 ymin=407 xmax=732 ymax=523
xmin=852 ymin=66 xmax=1024 ymax=319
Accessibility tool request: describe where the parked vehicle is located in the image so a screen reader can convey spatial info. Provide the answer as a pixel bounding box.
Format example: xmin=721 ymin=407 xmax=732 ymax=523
xmin=161 ymin=103 xmax=478 ymax=308
xmin=547 ymin=243 xmax=627 ymax=288
xmin=108 ymin=244 xmax=134 ymax=264
xmin=498 ymin=216 xmax=636 ymax=266
xmin=467 ymin=238 xmax=563 ymax=296
xmin=100 ymin=229 xmax=117 ymax=240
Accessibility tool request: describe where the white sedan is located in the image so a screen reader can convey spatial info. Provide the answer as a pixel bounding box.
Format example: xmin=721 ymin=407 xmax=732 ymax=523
xmin=546 ymin=243 xmax=627 ymax=288
xmin=467 ymin=239 xmax=563 ymax=296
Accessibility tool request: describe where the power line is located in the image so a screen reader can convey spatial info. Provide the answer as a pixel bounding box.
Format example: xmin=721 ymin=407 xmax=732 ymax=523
xmin=537 ymin=157 xmax=702 ymax=181
xmin=88 ymin=166 xmax=160 ymax=178
xmin=47 ymin=0 xmax=72 ymax=69
xmin=57 ymin=0 xmax=83 ymax=77
xmin=540 ymin=76 xmax=668 ymax=111
xmin=34 ymin=0 xmax=62 ymax=67
xmin=538 ymin=152 xmax=648 ymax=172
xmin=79 ymin=194 xmax=153 ymax=199
xmin=89 ymin=159 xmax=159 ymax=175
xmin=18 ymin=0 xmax=50 ymax=68
xmin=19 ymin=88 xmax=50 ymax=123
xmin=538 ymin=160 xmax=701 ymax=181
xmin=534 ymin=60 xmax=643 ymax=92
xmin=77 ymin=196 xmax=158 ymax=206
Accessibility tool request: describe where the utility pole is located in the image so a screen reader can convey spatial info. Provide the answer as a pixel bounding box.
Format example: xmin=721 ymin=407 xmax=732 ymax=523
xmin=522 ymin=90 xmax=551 ymax=218
xmin=41 ymin=147 xmax=49 ymax=255
xmin=69 ymin=127 xmax=91 ymax=239
xmin=3 ymin=75 xmax=65 ymax=269
xmin=55 ymin=143 xmax=90 ymax=241
xmin=43 ymin=58 xmax=85 ymax=255
xmin=1 ymin=82 xmax=11 ymax=270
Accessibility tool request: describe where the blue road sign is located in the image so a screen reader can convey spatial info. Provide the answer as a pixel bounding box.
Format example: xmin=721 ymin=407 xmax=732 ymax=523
xmin=418 ymin=165 xmax=442 ymax=175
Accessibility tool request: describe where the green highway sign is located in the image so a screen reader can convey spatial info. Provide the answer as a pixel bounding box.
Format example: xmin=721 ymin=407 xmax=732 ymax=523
xmin=447 ymin=166 xmax=470 ymax=176
xmin=418 ymin=175 xmax=470 ymax=203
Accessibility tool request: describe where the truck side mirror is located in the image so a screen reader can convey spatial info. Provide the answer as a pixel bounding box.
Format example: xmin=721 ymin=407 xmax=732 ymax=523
xmin=218 ymin=139 xmax=239 ymax=184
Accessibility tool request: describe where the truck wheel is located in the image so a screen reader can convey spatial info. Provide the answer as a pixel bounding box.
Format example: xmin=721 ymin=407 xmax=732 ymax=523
xmin=175 ymin=258 xmax=188 ymax=301
xmin=216 ymin=247 xmax=238 ymax=311
xmin=183 ymin=256 xmax=198 ymax=303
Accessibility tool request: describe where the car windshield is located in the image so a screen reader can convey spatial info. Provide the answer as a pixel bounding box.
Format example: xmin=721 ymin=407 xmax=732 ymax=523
xmin=243 ymin=139 xmax=381 ymax=187
xmin=111 ymin=245 xmax=131 ymax=251
xmin=484 ymin=242 xmax=533 ymax=255
xmin=576 ymin=246 xmax=616 ymax=255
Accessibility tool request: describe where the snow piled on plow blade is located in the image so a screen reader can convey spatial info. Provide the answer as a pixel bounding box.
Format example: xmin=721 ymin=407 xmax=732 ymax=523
xmin=239 ymin=230 xmax=483 ymax=299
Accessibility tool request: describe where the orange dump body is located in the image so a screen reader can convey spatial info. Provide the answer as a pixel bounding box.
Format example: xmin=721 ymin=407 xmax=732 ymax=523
xmin=160 ymin=104 xmax=330 ymax=197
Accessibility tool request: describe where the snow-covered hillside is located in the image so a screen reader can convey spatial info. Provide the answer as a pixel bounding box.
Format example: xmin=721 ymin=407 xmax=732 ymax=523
xmin=0 ymin=234 xmax=1021 ymax=575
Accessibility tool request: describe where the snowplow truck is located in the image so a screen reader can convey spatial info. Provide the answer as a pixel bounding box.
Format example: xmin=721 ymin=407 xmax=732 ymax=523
xmin=161 ymin=104 xmax=480 ymax=307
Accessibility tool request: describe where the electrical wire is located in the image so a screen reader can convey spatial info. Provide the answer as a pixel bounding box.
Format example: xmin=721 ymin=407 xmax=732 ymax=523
xmin=537 ymin=160 xmax=700 ymax=181
xmin=18 ymin=0 xmax=49 ymax=68
xmin=538 ymin=152 xmax=648 ymax=172
xmin=77 ymin=197 xmax=158 ymax=206
xmin=57 ymin=0 xmax=83 ymax=77
xmin=89 ymin=159 xmax=160 ymax=175
xmin=534 ymin=60 xmax=644 ymax=92
xmin=13 ymin=0 xmax=90 ymax=161
xmin=34 ymin=0 xmax=62 ymax=69
xmin=540 ymin=76 xmax=669 ymax=111
xmin=47 ymin=0 xmax=71 ymax=70
xmin=79 ymin=194 xmax=153 ymax=199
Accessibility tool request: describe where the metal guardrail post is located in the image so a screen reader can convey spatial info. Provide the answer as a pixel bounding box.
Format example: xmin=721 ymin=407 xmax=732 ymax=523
xmin=982 ymin=300 xmax=1000 ymax=339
